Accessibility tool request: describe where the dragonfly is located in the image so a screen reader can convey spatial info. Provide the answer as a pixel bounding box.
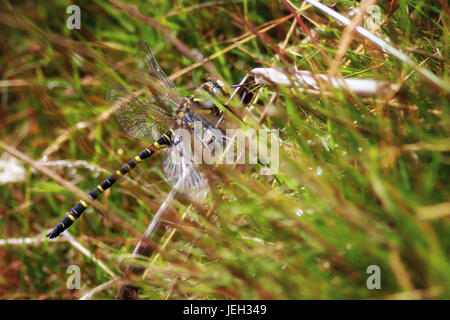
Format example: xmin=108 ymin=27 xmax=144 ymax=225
xmin=46 ymin=41 xmax=234 ymax=239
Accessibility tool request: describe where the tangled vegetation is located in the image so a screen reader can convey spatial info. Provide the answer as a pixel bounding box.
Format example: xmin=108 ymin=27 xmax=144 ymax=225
xmin=0 ymin=0 xmax=448 ymax=299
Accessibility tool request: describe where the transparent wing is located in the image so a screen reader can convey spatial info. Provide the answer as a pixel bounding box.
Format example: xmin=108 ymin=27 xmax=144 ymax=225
xmin=188 ymin=111 xmax=233 ymax=152
xmin=136 ymin=41 xmax=181 ymax=113
xmin=107 ymin=86 xmax=174 ymax=142
xmin=162 ymin=134 xmax=208 ymax=201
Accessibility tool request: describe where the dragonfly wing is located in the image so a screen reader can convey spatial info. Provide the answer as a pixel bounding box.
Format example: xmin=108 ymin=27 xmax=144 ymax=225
xmin=162 ymin=134 xmax=208 ymax=201
xmin=189 ymin=112 xmax=232 ymax=152
xmin=107 ymin=86 xmax=174 ymax=142
xmin=136 ymin=41 xmax=180 ymax=113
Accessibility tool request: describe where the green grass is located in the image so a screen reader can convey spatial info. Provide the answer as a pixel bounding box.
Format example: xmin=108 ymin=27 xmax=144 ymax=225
xmin=0 ymin=0 xmax=449 ymax=299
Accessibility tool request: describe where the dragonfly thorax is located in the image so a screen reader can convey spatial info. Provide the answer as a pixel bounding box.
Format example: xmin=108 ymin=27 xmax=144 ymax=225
xmin=177 ymin=80 xmax=230 ymax=119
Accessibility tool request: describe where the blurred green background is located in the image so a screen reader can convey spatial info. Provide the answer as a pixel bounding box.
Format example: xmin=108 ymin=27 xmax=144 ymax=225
xmin=0 ymin=0 xmax=449 ymax=299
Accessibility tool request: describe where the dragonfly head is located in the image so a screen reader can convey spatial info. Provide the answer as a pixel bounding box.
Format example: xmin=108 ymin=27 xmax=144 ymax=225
xmin=199 ymin=77 xmax=229 ymax=97
xmin=185 ymin=78 xmax=230 ymax=117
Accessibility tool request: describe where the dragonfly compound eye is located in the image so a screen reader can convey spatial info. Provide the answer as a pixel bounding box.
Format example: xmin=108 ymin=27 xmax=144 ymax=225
xmin=215 ymin=79 xmax=229 ymax=96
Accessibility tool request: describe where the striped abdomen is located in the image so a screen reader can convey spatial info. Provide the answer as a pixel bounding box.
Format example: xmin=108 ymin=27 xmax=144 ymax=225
xmin=46 ymin=129 xmax=174 ymax=239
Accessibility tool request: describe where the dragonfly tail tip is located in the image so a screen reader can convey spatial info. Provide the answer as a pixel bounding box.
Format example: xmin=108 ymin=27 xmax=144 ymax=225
xmin=46 ymin=229 xmax=60 ymax=239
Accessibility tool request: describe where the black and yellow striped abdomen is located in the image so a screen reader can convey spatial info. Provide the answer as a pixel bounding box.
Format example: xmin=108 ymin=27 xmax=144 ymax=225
xmin=46 ymin=129 xmax=174 ymax=239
